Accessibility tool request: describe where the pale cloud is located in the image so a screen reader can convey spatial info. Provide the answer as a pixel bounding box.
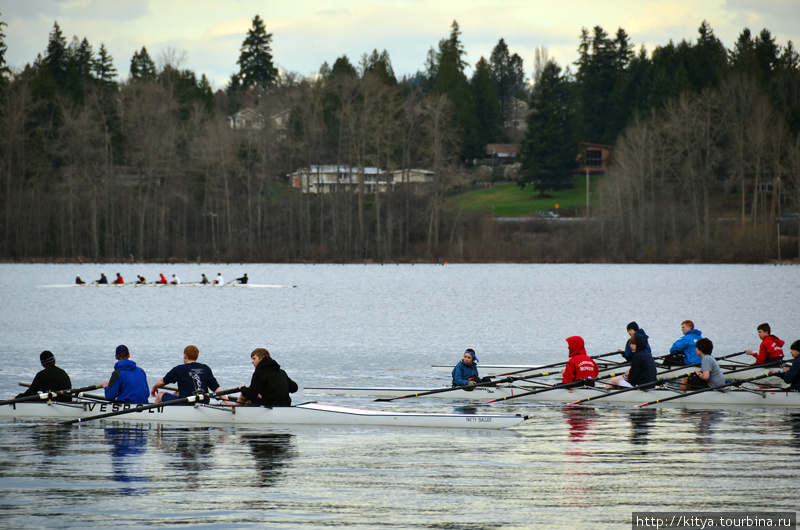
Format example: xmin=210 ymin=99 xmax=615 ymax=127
xmin=2 ymin=0 xmax=799 ymax=90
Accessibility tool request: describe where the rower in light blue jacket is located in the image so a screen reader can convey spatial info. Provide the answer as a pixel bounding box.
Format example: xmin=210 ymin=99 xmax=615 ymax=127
xmin=670 ymin=320 xmax=703 ymax=365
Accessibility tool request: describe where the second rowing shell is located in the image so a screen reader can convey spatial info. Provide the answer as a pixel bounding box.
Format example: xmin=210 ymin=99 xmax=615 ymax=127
xmin=302 ymin=385 xmax=800 ymax=408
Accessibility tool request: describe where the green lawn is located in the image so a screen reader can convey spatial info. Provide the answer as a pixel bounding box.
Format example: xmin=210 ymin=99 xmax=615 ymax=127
xmin=450 ymin=176 xmax=601 ymax=217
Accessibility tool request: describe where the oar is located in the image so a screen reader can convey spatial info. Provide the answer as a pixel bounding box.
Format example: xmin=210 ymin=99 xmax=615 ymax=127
xmin=486 ymin=350 xmax=625 ymax=380
xmin=636 ymin=372 xmax=776 ymax=408
xmin=1 ymin=383 xmax=104 ymax=406
xmin=373 ymin=379 xmax=514 ymax=402
xmin=566 ymin=351 xmax=752 ymax=405
xmin=58 ymin=387 xmax=241 ymax=425
xmin=484 ymin=377 xmax=618 ymax=403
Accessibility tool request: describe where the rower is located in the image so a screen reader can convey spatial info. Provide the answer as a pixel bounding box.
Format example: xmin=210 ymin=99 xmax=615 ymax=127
xmin=236 ymin=273 xmax=248 ymax=284
xmin=170 ymin=274 xmax=181 ymax=285
xmin=151 ymin=345 xmax=223 ymax=404
xmin=95 ymin=273 xmax=108 ymax=284
xmin=769 ymin=340 xmax=800 ymax=390
xmin=75 ymin=275 xmax=85 ymax=285
xmin=158 ymin=273 xmax=167 ymax=284
xmin=15 ymin=351 xmax=72 ymax=402
xmin=237 ymin=348 xmax=298 ymax=406
xmin=680 ymin=338 xmax=725 ymax=390
xmin=607 ymin=334 xmax=656 ymax=388
xmin=200 ymin=273 xmax=210 ymax=285
xmin=136 ymin=275 xmax=146 ymax=284
xmin=452 ymin=349 xmax=490 ymax=388
xmin=563 ymin=336 xmax=599 ymax=387
xmin=102 ymin=345 xmax=149 ymax=404
xmin=665 ymin=319 xmax=703 ymax=366
xmin=214 ymin=273 xmax=224 ymax=285
xmin=113 ymin=272 xmax=124 ymax=285
xmin=746 ymin=323 xmax=785 ymax=365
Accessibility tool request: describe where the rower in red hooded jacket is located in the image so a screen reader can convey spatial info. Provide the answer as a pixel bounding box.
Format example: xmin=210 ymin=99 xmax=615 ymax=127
xmin=747 ymin=323 xmax=785 ymax=365
xmin=563 ymin=336 xmax=599 ymax=386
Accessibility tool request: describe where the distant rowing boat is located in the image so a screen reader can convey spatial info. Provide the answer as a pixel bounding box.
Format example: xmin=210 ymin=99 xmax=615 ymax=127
xmin=39 ymin=283 xmax=297 ymax=289
xmin=303 ymin=384 xmax=800 ymax=408
xmin=0 ymin=400 xmax=527 ymax=429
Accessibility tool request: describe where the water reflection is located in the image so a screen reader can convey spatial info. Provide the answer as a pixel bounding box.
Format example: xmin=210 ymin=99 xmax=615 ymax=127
xmin=32 ymin=424 xmax=74 ymax=457
xmin=104 ymin=426 xmax=149 ymax=494
xmin=788 ymin=413 xmax=800 ymax=450
xmin=151 ymin=426 xmax=219 ymax=477
xmin=682 ymin=409 xmax=724 ymax=443
xmin=242 ymin=433 xmax=295 ymax=487
xmin=628 ymin=409 xmax=658 ymax=445
xmin=563 ymin=406 xmax=598 ymax=443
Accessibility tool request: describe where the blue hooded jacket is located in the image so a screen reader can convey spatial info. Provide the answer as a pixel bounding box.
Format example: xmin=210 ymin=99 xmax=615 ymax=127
xmin=105 ymin=359 xmax=149 ymax=403
xmin=671 ymin=328 xmax=703 ymax=365
xmin=452 ymin=361 xmax=480 ymax=386
xmin=621 ymin=329 xmax=651 ymax=362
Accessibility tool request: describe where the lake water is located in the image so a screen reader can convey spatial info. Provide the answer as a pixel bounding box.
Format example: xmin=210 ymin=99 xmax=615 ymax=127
xmin=0 ymin=263 xmax=798 ymax=529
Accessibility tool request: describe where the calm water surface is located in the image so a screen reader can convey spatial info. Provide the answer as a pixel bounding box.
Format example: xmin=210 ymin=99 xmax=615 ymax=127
xmin=0 ymin=263 xmax=798 ymax=529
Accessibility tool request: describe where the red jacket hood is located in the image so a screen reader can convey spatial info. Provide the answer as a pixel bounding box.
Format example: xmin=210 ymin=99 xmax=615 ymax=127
xmin=566 ymin=336 xmax=586 ymax=358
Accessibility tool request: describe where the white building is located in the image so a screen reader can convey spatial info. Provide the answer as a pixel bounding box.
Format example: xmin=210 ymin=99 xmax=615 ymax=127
xmin=290 ymin=166 xmax=434 ymax=194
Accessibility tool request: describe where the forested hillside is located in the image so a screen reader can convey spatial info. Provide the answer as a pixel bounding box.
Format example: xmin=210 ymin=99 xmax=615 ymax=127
xmin=0 ymin=14 xmax=798 ymax=263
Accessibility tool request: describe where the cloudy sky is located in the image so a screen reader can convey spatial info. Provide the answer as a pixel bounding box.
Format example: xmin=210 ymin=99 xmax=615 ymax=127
xmin=3 ymin=0 xmax=799 ymax=90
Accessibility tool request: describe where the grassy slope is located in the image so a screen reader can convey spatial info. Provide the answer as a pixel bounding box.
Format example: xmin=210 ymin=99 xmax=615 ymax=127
xmin=449 ymin=176 xmax=600 ymax=217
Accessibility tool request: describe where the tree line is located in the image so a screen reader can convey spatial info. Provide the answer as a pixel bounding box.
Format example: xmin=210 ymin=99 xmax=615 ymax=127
xmin=0 ymin=13 xmax=798 ymax=263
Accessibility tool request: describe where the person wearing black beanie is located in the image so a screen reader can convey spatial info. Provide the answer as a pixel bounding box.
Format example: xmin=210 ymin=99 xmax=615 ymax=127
xmin=619 ymin=321 xmax=651 ymax=362
xmin=769 ymin=340 xmax=800 ymax=390
xmin=15 ymin=350 xmax=72 ymax=402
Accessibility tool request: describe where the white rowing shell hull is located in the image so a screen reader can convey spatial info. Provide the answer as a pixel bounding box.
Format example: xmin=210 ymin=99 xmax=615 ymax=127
xmin=303 ymin=386 xmax=800 ymax=408
xmin=0 ymin=401 xmax=526 ymax=429
xmin=39 ymin=283 xmax=295 ymax=289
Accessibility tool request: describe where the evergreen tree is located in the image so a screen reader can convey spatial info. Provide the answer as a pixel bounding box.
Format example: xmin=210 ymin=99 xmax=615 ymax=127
xmin=361 ymin=49 xmax=396 ymax=85
xmin=432 ymin=20 xmax=480 ymax=160
xmin=471 ymin=57 xmax=503 ymax=148
xmin=0 ymin=11 xmax=9 ymax=85
xmin=519 ymin=60 xmax=576 ymax=194
xmin=130 ymin=46 xmax=156 ymax=81
xmin=45 ymin=22 xmax=69 ymax=88
xmin=330 ymin=55 xmax=357 ymax=78
xmin=490 ymin=38 xmax=525 ymax=127
xmin=691 ymin=20 xmax=728 ymax=89
xmin=237 ymin=14 xmax=277 ymax=89
xmin=93 ymin=43 xmax=117 ymax=86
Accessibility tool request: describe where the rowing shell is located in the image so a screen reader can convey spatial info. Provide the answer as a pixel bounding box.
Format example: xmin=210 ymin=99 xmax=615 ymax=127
xmin=0 ymin=401 xmax=526 ymax=429
xmin=431 ymin=363 xmax=780 ymax=381
xmin=39 ymin=283 xmax=296 ymax=289
xmin=303 ymin=385 xmax=800 ymax=408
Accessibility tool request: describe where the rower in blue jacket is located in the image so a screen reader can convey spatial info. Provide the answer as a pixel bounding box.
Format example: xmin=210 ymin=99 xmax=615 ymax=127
xmin=103 ymin=345 xmax=149 ymax=403
xmin=452 ymin=349 xmax=490 ymax=387
xmin=668 ymin=320 xmax=703 ymax=365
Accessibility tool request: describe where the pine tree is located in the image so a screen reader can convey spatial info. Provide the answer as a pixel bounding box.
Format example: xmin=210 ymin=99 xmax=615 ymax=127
xmin=0 ymin=10 xmax=9 ymax=82
xmin=471 ymin=57 xmax=503 ymax=147
xmin=519 ymin=60 xmax=576 ymax=194
xmin=45 ymin=22 xmax=69 ymax=88
xmin=93 ymin=43 xmax=117 ymax=86
xmin=130 ymin=46 xmax=156 ymax=81
xmin=490 ymin=38 xmax=525 ymax=128
xmin=432 ymin=20 xmax=480 ymax=160
xmin=237 ymin=14 xmax=277 ymax=89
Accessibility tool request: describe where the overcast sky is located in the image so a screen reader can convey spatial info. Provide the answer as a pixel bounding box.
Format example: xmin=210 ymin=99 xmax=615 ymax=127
xmin=3 ymin=0 xmax=799 ymax=90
